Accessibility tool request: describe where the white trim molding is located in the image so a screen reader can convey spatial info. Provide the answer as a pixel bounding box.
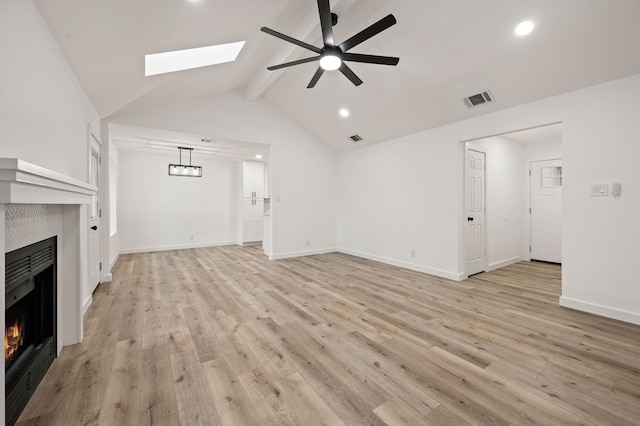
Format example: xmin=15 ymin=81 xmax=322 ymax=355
xmin=0 ymin=158 xmax=96 ymax=204
xmin=119 ymin=241 xmax=237 ymax=255
xmin=337 ymin=248 xmax=464 ymax=281
xmin=270 ymin=247 xmax=336 ymax=260
xmin=559 ymin=296 xmax=640 ymax=326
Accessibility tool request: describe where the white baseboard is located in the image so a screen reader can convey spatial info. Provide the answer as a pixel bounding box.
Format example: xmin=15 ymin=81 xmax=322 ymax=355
xmin=559 ymin=296 xmax=640 ymax=326
xmin=337 ymin=248 xmax=464 ymax=281
xmin=487 ymin=256 xmax=523 ymax=271
xmin=119 ymin=241 xmax=236 ymax=255
xmin=100 ymin=273 xmax=112 ymax=283
xmin=270 ymin=247 xmax=335 ymax=260
xmin=82 ymin=295 xmax=92 ymax=316
xmin=109 ymin=251 xmax=119 ymax=270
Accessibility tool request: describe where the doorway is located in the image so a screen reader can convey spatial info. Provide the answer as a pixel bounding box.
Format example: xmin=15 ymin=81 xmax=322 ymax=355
xmin=462 ymin=123 xmax=562 ymax=277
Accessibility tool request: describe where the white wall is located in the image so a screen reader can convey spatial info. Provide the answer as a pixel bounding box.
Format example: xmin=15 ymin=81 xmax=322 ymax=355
xmin=338 ymin=73 xmax=640 ymax=324
xmin=117 ymin=150 xmax=239 ymax=253
xmin=108 ymin=142 xmax=119 ymax=268
xmin=108 ymin=91 xmax=338 ymax=258
xmin=472 ymin=137 xmax=524 ymax=269
xmin=0 ymin=0 xmax=100 ymax=181
xmin=523 ymin=138 xmax=562 ymax=161
xmin=337 ymin=132 xmax=461 ymax=279
xmin=0 ymin=3 xmax=100 ymax=421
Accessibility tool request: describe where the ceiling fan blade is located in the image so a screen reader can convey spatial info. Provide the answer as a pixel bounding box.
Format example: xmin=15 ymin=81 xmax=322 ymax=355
xmin=338 ymin=14 xmax=397 ymax=52
xmin=317 ymin=0 xmax=334 ymax=47
xmin=267 ymin=56 xmax=321 ymax=71
xmin=339 ymin=63 xmax=363 ymax=86
xmin=307 ymin=67 xmax=325 ymax=88
xmin=261 ymin=27 xmax=322 ymax=54
xmin=342 ymin=53 xmax=399 ymax=66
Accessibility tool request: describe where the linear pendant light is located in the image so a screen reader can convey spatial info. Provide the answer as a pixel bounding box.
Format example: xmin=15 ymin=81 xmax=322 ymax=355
xmin=169 ymin=147 xmax=202 ymax=177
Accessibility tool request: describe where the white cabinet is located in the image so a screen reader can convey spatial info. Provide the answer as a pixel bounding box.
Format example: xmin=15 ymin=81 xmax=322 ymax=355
xmin=242 ymin=199 xmax=264 ymax=242
xmin=243 ymin=161 xmax=264 ymax=199
xmin=241 ymin=161 xmax=265 ymax=243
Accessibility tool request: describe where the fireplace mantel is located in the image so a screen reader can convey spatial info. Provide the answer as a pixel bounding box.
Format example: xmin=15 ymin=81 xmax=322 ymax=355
xmin=1 ymin=158 xmax=97 ymax=424
xmin=0 ymin=158 xmax=96 ymax=204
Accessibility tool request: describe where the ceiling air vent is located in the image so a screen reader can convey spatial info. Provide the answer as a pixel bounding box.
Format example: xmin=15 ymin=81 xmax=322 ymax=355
xmin=463 ymin=90 xmax=494 ymax=108
xmin=349 ymin=134 xmax=364 ymax=143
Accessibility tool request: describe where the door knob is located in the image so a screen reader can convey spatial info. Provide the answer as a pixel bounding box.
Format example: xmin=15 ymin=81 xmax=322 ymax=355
xmin=91 ymin=225 xmax=98 ymax=230
xmin=467 ymin=217 xmax=474 ymax=222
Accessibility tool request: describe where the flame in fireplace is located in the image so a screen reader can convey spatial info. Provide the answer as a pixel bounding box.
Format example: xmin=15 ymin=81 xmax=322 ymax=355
xmin=5 ymin=318 xmax=24 ymax=361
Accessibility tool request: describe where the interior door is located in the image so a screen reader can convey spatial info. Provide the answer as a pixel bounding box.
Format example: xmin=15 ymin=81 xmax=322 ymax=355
xmin=465 ymin=146 xmax=487 ymax=275
xmin=88 ymin=133 xmax=101 ymax=292
xmin=530 ymin=159 xmax=562 ymax=263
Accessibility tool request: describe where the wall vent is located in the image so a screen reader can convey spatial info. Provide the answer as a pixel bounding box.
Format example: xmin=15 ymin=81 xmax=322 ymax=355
xmin=200 ymin=138 xmax=215 ymax=143
xmin=348 ymin=134 xmax=364 ymax=143
xmin=463 ymin=91 xmax=494 ymax=108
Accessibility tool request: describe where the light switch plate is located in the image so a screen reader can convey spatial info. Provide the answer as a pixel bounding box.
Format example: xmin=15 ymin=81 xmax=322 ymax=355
xmin=590 ymin=184 xmax=608 ymax=196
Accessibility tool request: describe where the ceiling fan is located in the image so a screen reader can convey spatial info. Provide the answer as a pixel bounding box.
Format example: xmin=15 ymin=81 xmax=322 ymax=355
xmin=261 ymin=0 xmax=399 ymax=88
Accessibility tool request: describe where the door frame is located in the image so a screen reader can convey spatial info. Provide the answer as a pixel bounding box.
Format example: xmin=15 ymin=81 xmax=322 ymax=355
xmin=87 ymin=124 xmax=102 ymax=309
xmin=463 ymin=143 xmax=488 ymax=278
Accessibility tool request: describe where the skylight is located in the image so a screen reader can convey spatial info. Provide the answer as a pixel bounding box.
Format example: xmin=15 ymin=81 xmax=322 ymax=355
xmin=145 ymin=41 xmax=246 ymax=76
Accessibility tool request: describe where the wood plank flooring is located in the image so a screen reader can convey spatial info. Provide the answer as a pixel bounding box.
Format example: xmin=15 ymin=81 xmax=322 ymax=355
xmin=17 ymin=246 xmax=640 ymax=425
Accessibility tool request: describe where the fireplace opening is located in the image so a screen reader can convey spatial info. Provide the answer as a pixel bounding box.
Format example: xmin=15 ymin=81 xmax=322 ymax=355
xmin=5 ymin=237 xmax=57 ymax=426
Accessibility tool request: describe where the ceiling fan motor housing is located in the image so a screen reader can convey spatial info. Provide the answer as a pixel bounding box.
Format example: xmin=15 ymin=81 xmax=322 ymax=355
xmin=261 ymin=0 xmax=399 ymax=88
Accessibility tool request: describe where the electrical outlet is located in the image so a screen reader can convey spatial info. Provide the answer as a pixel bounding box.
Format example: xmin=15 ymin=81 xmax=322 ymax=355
xmin=411 ymin=250 xmax=416 ymax=258
xmin=306 ymin=240 xmax=311 ymax=246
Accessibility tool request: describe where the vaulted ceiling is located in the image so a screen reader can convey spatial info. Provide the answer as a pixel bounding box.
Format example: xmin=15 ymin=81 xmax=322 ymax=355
xmin=35 ymin=0 xmax=640 ymax=152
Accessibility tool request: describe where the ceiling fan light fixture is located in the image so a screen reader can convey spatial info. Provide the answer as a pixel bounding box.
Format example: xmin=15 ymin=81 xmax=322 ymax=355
xmin=319 ymin=54 xmax=342 ymax=71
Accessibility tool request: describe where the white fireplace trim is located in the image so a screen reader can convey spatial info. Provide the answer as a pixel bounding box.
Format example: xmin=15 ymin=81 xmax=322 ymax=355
xmin=1 ymin=158 xmax=96 ymax=424
xmin=0 ymin=158 xmax=95 ymax=204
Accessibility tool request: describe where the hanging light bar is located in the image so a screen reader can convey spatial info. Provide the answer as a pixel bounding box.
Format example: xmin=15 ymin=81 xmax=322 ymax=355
xmin=169 ymin=147 xmax=202 ymax=177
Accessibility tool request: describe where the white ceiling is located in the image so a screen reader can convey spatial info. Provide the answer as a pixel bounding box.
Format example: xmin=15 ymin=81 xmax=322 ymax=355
xmin=35 ymin=0 xmax=640 ymax=154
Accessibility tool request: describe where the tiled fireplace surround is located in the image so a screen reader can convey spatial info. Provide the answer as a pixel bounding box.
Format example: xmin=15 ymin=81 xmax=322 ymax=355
xmin=0 ymin=158 xmax=96 ymax=423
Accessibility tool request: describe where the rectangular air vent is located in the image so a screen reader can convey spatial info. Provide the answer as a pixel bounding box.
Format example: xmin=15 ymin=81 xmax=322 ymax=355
xmin=348 ymin=134 xmax=363 ymax=143
xmin=463 ymin=90 xmax=494 ymax=108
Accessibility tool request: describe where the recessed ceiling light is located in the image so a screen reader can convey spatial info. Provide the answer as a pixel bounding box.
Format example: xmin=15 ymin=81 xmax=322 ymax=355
xmin=339 ymin=108 xmax=350 ymax=118
xmin=255 ymin=154 xmax=263 ymax=159
xmin=515 ymin=21 xmax=535 ymax=36
xmin=145 ymin=41 xmax=245 ymax=76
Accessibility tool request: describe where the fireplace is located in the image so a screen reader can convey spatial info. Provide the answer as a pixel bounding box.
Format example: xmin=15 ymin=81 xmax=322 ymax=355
xmin=4 ymin=237 xmax=57 ymax=426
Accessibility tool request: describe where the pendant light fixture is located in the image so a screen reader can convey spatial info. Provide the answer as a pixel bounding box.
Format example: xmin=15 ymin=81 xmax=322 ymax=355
xmin=169 ymin=147 xmax=202 ymax=177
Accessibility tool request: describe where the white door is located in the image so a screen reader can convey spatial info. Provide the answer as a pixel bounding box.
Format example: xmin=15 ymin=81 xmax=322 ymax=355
xmin=88 ymin=134 xmax=101 ymax=292
xmin=465 ymin=147 xmax=487 ymax=275
xmin=530 ymin=159 xmax=562 ymax=263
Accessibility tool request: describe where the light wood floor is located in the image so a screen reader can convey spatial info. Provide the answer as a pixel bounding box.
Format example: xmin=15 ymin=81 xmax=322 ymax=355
xmin=17 ymin=246 xmax=640 ymax=425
